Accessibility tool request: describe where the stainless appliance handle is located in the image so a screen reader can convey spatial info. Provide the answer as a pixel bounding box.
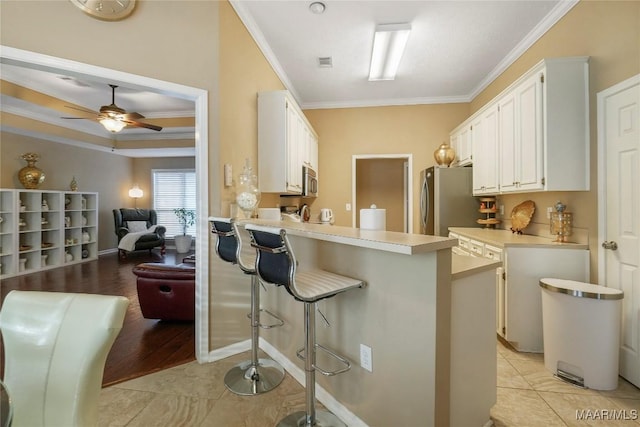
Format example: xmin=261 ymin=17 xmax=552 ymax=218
xmin=420 ymin=176 xmax=428 ymax=229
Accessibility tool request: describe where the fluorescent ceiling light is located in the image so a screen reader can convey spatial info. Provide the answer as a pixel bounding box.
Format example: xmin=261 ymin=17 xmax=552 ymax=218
xmin=368 ymin=23 xmax=411 ymax=81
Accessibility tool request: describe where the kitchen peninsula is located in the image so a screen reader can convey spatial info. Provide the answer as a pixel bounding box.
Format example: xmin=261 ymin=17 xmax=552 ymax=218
xmin=219 ymin=220 xmax=498 ymax=426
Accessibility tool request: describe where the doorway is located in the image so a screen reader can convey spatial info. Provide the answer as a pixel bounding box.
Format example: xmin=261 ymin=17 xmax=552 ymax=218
xmin=0 ymin=46 xmax=211 ymax=360
xmin=351 ymin=154 xmax=412 ymax=233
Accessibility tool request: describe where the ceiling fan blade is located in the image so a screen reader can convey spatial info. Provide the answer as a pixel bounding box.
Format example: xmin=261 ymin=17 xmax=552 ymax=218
xmin=121 ymin=112 xmax=145 ymax=120
xmin=61 ymin=117 xmax=93 ymax=120
xmin=123 ymin=119 xmax=163 ymax=132
xmin=64 ymin=104 xmax=99 ymax=115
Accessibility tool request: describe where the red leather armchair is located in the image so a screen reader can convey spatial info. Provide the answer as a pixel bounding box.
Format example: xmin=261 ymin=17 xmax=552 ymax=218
xmin=132 ymin=263 xmax=195 ymax=321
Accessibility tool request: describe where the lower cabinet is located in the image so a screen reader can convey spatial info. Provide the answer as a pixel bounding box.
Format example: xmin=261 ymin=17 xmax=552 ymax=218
xmin=0 ymin=189 xmax=98 ymax=278
xmin=449 ymin=228 xmax=589 ymax=353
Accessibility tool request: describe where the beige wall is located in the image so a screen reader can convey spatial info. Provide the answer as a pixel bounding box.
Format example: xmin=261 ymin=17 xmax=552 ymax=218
xmin=0 ymin=131 xmax=132 ymax=250
xmin=305 ymin=104 xmax=470 ymax=231
xmin=356 ymin=158 xmax=406 ymax=232
xmin=219 ymin=0 xmax=285 ymax=214
xmin=0 ymin=0 xmax=221 ymax=216
xmin=468 ymin=0 xmax=640 ymax=279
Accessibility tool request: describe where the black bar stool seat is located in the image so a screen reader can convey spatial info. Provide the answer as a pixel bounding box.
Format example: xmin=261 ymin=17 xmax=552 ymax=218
xmin=246 ymin=223 xmax=366 ymax=427
xmin=210 ymin=217 xmax=285 ymax=396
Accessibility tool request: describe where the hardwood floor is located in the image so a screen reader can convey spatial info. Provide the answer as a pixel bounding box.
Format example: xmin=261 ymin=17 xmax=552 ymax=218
xmin=0 ymin=249 xmax=196 ymax=387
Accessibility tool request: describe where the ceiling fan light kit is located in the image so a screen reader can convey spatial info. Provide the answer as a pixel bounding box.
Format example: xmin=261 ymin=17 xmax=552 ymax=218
xmin=100 ymin=117 xmax=126 ymax=133
xmin=368 ymin=23 xmax=411 ymax=81
xmin=63 ymin=84 xmax=162 ymax=133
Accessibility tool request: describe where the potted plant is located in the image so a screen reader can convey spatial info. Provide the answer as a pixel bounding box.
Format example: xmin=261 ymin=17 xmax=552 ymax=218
xmin=173 ymin=208 xmax=195 ymax=253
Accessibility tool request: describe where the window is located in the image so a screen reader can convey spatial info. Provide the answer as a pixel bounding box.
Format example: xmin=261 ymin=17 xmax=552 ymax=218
xmin=152 ymin=169 xmax=196 ymax=238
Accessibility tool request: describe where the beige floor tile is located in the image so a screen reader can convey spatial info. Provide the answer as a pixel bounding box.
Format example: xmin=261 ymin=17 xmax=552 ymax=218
xmin=98 ymin=387 xmax=156 ymax=427
xmin=539 ymin=390 xmax=640 ymax=426
xmin=498 ymin=357 xmax=533 ymax=390
xmin=523 ymin=370 xmax=600 ymax=396
xmin=491 ymin=387 xmax=566 ymax=427
xmin=124 ymin=394 xmax=217 ymax=427
xmin=599 ymin=378 xmax=640 ymax=400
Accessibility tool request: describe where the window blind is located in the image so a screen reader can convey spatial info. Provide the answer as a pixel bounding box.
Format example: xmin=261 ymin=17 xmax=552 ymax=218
xmin=152 ymin=169 xmax=196 ymax=238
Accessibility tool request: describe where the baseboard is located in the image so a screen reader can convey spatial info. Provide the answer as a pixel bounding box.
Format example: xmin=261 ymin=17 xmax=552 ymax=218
xmin=98 ymin=248 xmax=118 ymax=256
xmin=200 ymin=339 xmax=251 ymax=363
xmin=259 ymin=338 xmax=369 ymax=427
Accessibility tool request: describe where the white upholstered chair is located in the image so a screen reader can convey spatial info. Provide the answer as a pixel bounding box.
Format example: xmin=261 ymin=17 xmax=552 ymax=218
xmin=0 ymin=291 xmax=129 ymax=427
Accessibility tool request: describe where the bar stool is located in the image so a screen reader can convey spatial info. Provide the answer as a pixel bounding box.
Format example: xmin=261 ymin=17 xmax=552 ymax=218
xmin=210 ymin=217 xmax=285 ymax=395
xmin=246 ymin=224 xmax=366 ymax=427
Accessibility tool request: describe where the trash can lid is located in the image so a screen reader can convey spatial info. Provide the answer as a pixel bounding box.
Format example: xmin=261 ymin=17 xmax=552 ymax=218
xmin=539 ymin=278 xmax=623 ymax=300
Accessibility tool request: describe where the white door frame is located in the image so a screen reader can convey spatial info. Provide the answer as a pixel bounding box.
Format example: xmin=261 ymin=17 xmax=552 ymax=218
xmin=597 ymin=73 xmax=640 ymax=284
xmin=0 ymin=46 xmax=212 ymax=360
xmin=351 ymin=154 xmax=413 ymax=233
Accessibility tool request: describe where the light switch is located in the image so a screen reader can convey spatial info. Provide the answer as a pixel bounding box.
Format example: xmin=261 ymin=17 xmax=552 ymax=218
xmin=224 ymin=164 xmax=233 ymax=187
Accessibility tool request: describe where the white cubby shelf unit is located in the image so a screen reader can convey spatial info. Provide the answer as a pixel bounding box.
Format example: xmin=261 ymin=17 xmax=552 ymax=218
xmin=0 ymin=189 xmax=98 ymax=278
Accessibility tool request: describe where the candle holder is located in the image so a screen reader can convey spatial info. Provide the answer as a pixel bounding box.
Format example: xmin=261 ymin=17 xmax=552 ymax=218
xmin=550 ymin=201 xmax=572 ymax=243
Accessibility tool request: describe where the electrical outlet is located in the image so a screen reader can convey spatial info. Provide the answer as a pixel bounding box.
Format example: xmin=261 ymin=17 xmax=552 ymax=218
xmin=547 ymin=207 xmax=553 ymax=219
xmin=346 ymin=203 xmax=352 ymax=211
xmin=360 ymin=344 xmax=372 ymax=372
xmin=499 ymin=205 xmax=504 ymax=215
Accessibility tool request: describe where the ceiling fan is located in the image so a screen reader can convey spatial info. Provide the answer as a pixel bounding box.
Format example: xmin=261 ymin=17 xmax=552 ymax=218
xmin=63 ymin=84 xmax=162 ymax=132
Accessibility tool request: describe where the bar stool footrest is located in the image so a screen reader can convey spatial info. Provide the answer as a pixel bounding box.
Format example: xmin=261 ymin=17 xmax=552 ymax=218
xmin=296 ymin=343 xmax=351 ymax=376
xmin=246 ymin=309 xmax=285 ymax=329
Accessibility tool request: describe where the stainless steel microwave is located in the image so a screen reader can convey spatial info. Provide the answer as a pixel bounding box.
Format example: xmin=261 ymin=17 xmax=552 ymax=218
xmin=302 ymin=165 xmax=318 ymax=197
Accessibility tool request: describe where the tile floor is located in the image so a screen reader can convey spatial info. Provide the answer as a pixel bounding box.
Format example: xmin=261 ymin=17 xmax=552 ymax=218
xmin=99 ymin=341 xmax=640 ymax=426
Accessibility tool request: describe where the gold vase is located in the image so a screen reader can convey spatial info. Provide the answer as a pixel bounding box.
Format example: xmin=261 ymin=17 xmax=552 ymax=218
xmin=18 ymin=153 xmax=46 ymax=189
xmin=434 ymin=143 xmax=456 ymax=167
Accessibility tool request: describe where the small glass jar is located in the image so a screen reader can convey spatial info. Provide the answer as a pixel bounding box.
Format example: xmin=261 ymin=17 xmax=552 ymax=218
xmin=235 ymin=159 xmax=261 ymax=219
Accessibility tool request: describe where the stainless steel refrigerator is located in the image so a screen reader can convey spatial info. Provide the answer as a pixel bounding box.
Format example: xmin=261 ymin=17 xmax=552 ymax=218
xmin=420 ymin=166 xmax=478 ymax=236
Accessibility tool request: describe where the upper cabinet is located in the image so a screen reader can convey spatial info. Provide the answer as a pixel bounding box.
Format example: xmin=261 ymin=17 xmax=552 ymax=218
xmin=450 ymin=123 xmax=472 ymax=167
xmin=472 ymin=104 xmax=499 ymax=195
xmin=451 ymin=57 xmax=590 ymax=196
xmin=258 ymin=90 xmax=319 ymax=195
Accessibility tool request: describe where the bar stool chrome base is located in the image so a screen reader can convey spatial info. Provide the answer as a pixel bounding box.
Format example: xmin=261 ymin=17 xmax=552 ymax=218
xmin=224 ymin=358 xmax=285 ymax=396
xmin=277 ymin=410 xmax=346 ymax=427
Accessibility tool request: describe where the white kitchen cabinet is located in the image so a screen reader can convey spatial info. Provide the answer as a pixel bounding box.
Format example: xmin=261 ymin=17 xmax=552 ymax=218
xmin=453 ymin=56 xmax=589 ymax=195
xmin=498 ymin=72 xmax=544 ymax=193
xmin=450 ymin=123 xmax=472 ymax=167
xmin=258 ymin=90 xmax=319 ymax=194
xmin=471 ymin=104 xmax=499 ymax=195
xmin=449 ymin=227 xmax=589 ymax=353
xmin=0 ymin=189 xmax=98 ymax=278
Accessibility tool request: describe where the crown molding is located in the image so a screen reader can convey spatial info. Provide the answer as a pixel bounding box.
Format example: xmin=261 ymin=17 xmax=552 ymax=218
xmin=301 ymin=95 xmax=471 ymax=110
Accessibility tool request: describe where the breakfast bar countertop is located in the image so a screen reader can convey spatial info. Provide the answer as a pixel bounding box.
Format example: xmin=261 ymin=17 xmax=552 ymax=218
xmin=233 ymin=219 xmax=457 ymax=255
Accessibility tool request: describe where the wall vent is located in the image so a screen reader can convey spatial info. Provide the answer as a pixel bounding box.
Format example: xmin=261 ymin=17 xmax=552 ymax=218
xmin=318 ymin=57 xmax=333 ymax=68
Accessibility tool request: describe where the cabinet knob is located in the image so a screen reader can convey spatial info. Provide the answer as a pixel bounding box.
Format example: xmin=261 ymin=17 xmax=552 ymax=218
xmin=602 ymin=241 xmax=618 ymax=251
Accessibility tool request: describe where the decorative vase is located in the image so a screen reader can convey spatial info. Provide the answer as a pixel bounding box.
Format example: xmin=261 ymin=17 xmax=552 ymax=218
xmin=70 ymin=176 xmax=78 ymax=192
xmin=19 ymin=258 xmax=27 ymax=272
xmin=65 ymin=251 xmax=73 ymax=262
xmin=18 ymin=153 xmax=46 ymax=189
xmin=235 ymin=158 xmax=261 ymax=219
xmin=433 ymin=143 xmax=456 ymax=167
xmin=82 ymin=230 xmax=90 ymax=243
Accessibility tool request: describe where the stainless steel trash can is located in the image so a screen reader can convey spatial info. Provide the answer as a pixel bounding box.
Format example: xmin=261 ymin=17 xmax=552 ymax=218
xmin=540 ymin=278 xmax=623 ymax=390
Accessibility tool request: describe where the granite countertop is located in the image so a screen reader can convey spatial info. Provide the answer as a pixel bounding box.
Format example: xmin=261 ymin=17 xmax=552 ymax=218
xmin=210 ymin=217 xmax=456 ymax=255
xmin=449 ymin=227 xmax=589 ymax=250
